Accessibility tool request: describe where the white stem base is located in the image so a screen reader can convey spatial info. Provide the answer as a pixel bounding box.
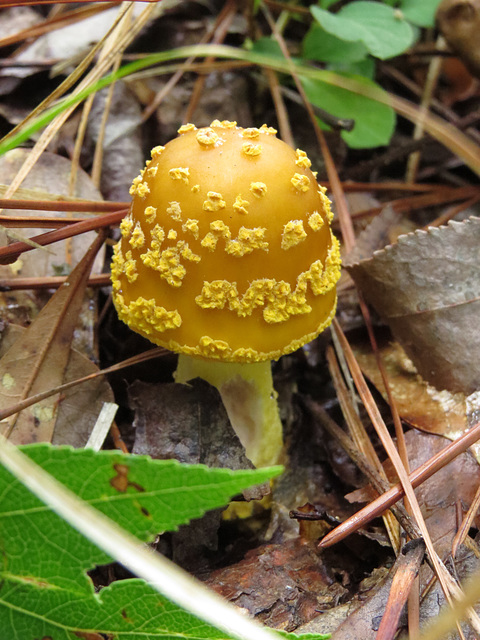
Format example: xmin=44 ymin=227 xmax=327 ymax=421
xmin=175 ymin=355 xmax=284 ymax=468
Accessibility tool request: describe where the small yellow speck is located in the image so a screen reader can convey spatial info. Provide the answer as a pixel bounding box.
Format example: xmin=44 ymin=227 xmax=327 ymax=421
xmin=2 ymin=373 xmax=15 ymax=390
xmin=196 ymin=127 xmax=219 ymax=146
xmin=242 ymin=142 xmax=262 ymax=157
xmin=8 ymin=258 xmax=22 ymax=275
xmin=178 ymin=123 xmax=197 ymax=134
xmin=147 ymin=165 xmax=158 ymax=177
xmin=250 ymin=182 xmax=267 ymax=198
xmin=233 ymin=195 xmax=249 ymax=215
xmin=31 ymin=404 xmax=55 ymax=422
xmin=144 ymin=206 xmax=157 ymax=224
xmin=151 ymin=145 xmax=165 ymax=159
xmin=191 ymin=184 xmax=200 ymax=193
xmin=203 ymin=191 xmax=226 ymax=212
xmin=291 ymin=173 xmax=310 ymax=192
xmin=168 ymin=229 xmax=177 ymax=240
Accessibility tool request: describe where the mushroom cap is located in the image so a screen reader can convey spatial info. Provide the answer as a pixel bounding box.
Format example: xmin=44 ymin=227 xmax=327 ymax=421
xmin=111 ymin=121 xmax=341 ymax=363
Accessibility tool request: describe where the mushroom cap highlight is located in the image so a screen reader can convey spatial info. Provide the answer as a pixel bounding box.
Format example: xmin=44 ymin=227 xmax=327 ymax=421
xmin=111 ymin=121 xmax=341 ymax=363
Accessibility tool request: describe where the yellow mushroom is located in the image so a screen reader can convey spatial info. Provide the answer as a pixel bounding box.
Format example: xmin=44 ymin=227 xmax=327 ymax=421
xmin=111 ymin=122 xmax=341 ymax=467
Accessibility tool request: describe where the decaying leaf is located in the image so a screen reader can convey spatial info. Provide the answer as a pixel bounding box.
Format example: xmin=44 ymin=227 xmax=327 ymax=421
xmin=347 ymin=429 xmax=480 ymax=560
xmin=0 ymin=149 xmax=104 ymax=280
xmin=0 ymin=324 xmax=113 ymax=448
xmin=345 ymin=216 xmax=480 ymax=394
xmin=437 ymin=0 xmax=480 ymax=78
xmin=205 ymin=538 xmax=347 ymax=632
xmin=85 ymin=81 xmax=143 ymax=202
xmin=0 ymin=233 xmax=107 ymax=444
xmin=352 ymin=337 xmax=468 ymax=439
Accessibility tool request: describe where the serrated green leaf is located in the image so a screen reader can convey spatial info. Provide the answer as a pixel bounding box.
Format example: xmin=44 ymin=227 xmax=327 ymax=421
xmin=303 ymin=24 xmax=368 ymax=63
xmin=400 ymin=0 xmax=443 ymax=27
xmin=301 ymin=74 xmax=395 ymax=148
xmin=0 ymin=444 xmax=285 ymax=639
xmin=311 ymin=2 xmax=414 ymax=60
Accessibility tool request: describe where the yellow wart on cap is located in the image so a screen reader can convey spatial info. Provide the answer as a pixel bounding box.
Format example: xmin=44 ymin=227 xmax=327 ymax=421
xmin=242 ymin=142 xmax=262 ymax=157
xmin=233 ymin=195 xmax=249 ymax=215
xmin=250 ymin=182 xmax=267 ymax=198
xmin=203 ymin=191 xmax=226 ymax=212
xmin=178 ymin=123 xmax=197 ymax=134
xmin=291 ymin=173 xmax=310 ymax=192
xmin=281 ymin=220 xmax=307 ymax=250
xmin=169 ymin=167 xmax=190 ymax=184
xmin=196 ymin=127 xmax=220 ymax=147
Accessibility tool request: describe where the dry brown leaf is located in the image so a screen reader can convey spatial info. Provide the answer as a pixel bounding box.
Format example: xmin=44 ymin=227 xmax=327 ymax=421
xmin=0 ymin=233 xmax=105 ymax=444
xmin=85 ymin=81 xmax=143 ymax=202
xmin=0 ymin=149 xmax=103 ymax=281
xmin=0 ymin=324 xmax=113 ymax=447
xmin=205 ymin=539 xmax=347 ymax=631
xmin=347 ymin=430 xmax=480 ymax=561
xmin=345 ymin=216 xmax=480 ymax=394
xmin=437 ymin=0 xmax=480 ymax=79
xmin=353 ymin=337 xmax=468 ymax=439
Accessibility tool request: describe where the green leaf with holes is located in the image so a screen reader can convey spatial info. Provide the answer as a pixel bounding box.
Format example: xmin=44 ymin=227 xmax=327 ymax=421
xmin=311 ymin=2 xmax=414 ymax=60
xmin=0 ymin=444 xmax=294 ymax=640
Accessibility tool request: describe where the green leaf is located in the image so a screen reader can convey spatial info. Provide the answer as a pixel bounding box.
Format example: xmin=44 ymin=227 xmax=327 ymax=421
xmin=301 ymin=74 xmax=395 ymax=148
xmin=303 ymin=24 xmax=368 ymax=63
xmin=328 ymin=57 xmax=376 ymax=80
xmin=400 ymin=0 xmax=443 ymax=27
xmin=0 ymin=444 xmax=285 ymax=639
xmin=311 ymin=2 xmax=414 ymax=59
xmin=251 ymin=36 xmax=284 ymax=58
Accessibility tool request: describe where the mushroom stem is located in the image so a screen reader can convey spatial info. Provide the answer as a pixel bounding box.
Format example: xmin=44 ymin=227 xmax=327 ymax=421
xmin=175 ymin=354 xmax=284 ymax=467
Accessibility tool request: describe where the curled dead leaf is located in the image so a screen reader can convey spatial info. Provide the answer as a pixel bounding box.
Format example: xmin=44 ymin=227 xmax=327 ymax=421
xmin=437 ymin=0 xmax=480 ymax=78
xmin=345 ymin=216 xmax=480 ymax=394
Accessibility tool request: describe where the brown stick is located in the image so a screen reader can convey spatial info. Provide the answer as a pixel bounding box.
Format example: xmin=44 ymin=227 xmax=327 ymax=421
xmin=375 ymin=539 xmax=426 ymax=640
xmin=0 ymin=209 xmax=126 ymax=264
xmin=319 ymin=419 xmax=480 ymax=548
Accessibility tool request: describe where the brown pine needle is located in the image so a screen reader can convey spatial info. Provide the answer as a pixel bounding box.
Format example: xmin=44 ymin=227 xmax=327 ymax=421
xmin=319 ymin=417 xmax=480 ymax=549
xmin=0 ymin=209 xmax=126 ymax=264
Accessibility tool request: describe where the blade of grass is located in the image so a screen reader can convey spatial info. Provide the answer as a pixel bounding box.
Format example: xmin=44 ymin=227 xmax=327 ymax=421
xmin=1 ymin=45 xmax=479 ymax=175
